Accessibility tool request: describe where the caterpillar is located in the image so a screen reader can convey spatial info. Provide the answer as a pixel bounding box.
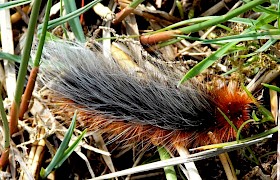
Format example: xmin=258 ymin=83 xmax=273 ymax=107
xmin=39 ymin=41 xmax=253 ymax=149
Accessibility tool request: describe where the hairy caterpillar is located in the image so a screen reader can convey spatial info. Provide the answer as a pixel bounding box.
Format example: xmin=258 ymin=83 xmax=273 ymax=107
xmin=39 ymin=41 xmax=252 ymax=149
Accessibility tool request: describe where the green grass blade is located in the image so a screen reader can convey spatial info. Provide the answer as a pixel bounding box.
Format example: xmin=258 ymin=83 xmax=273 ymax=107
xmin=257 ymin=38 xmax=278 ymax=52
xmin=236 ymin=120 xmax=256 ymax=143
xmin=0 ymin=0 xmax=31 ymax=9
xmin=193 ymin=127 xmax=277 ymax=150
xmin=145 ymin=16 xmax=260 ymax=37
xmin=157 ymin=147 xmax=177 ymax=180
xmin=55 ymin=129 xmax=87 ymax=169
xmin=0 ymin=84 xmax=9 ymax=148
xmin=189 ymin=29 xmax=280 ymax=44
xmin=176 ymin=0 xmax=184 ymax=19
xmin=253 ymin=13 xmax=278 ymax=29
xmin=130 ymin=0 xmax=145 ymax=8
xmin=39 ymin=0 xmax=101 ymax=31
xmin=12 ymin=0 xmax=42 ymax=133
xmin=242 ymin=85 xmax=275 ymax=122
xmin=178 ymin=0 xmax=267 ymax=34
xmin=178 ymin=41 xmax=237 ymax=86
xmin=252 ymin=3 xmax=279 ymax=15
xmin=178 ymin=7 xmax=278 ymax=85
xmin=41 ymin=110 xmax=78 ymax=179
xmin=34 ymin=0 xmax=52 ymax=67
xmin=262 ymin=83 xmax=280 ymax=92
xmin=0 ymin=52 xmax=22 ymax=63
xmin=217 ymin=108 xmax=238 ymax=132
xmin=63 ymin=0 xmax=85 ymax=42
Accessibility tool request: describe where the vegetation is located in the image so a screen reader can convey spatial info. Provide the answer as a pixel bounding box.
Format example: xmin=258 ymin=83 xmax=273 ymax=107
xmin=0 ymin=0 xmax=279 ymax=179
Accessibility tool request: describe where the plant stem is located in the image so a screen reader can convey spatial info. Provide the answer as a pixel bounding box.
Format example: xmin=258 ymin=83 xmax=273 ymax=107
xmin=9 ymin=0 xmax=42 ymax=135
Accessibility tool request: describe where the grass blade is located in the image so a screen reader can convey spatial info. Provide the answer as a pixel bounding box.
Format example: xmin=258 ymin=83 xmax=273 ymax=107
xmin=178 ymin=41 xmax=237 ymax=86
xmin=40 ymin=110 xmax=78 ymax=179
xmin=0 ymin=52 xmax=22 ymax=63
xmin=63 ymin=0 xmax=85 ymax=42
xmin=39 ymin=0 xmax=101 ymax=31
xmin=157 ymin=147 xmax=177 ymax=180
xmin=262 ymin=83 xmax=280 ymax=92
xmin=55 ymin=129 xmax=87 ymax=168
xmin=0 ymin=0 xmax=30 ymax=9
